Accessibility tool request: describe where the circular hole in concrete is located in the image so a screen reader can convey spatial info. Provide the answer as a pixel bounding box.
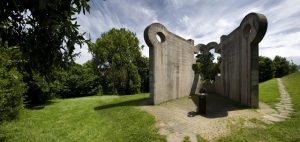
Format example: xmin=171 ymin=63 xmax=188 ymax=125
xmin=156 ymin=32 xmax=165 ymax=43
xmin=243 ymin=24 xmax=251 ymax=38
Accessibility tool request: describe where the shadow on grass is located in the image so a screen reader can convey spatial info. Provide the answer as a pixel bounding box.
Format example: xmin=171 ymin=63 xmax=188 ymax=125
xmin=94 ymin=97 xmax=151 ymax=110
xmin=190 ymin=93 xmax=248 ymax=118
xmin=25 ymin=100 xmax=57 ymax=110
xmin=0 ymin=136 xmax=5 ymax=142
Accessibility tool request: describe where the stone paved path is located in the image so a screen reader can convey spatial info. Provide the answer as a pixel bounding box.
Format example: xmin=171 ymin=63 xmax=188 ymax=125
xmin=140 ymin=78 xmax=293 ymax=142
xmin=262 ymin=78 xmax=293 ymax=122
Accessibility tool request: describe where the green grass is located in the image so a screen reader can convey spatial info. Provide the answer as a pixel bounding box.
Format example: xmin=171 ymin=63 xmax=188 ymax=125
xmin=2 ymin=73 xmax=300 ymax=142
xmin=183 ymin=136 xmax=191 ymax=142
xmin=259 ymin=78 xmax=281 ymax=108
xmin=217 ymin=72 xmax=300 ymax=142
xmin=196 ymin=134 xmax=207 ymax=142
xmin=0 ymin=94 xmax=166 ymax=142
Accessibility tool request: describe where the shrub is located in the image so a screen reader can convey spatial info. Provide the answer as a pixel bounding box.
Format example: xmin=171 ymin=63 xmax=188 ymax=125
xmin=0 ymin=67 xmax=26 ymax=123
xmin=273 ymin=56 xmax=290 ymax=78
xmin=57 ymin=63 xmax=102 ymax=98
xmin=259 ymin=56 xmax=275 ymax=82
xmin=0 ymin=42 xmax=26 ymax=123
xmin=24 ymin=73 xmax=56 ymax=105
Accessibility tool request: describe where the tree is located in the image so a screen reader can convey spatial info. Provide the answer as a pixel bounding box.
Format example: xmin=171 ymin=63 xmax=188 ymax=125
xmin=136 ymin=56 xmax=150 ymax=92
xmin=89 ymin=28 xmax=142 ymax=95
xmin=0 ymin=0 xmax=90 ymax=74
xmin=0 ymin=0 xmax=91 ymax=105
xmin=289 ymin=61 xmax=298 ymax=74
xmin=126 ymin=63 xmax=141 ymax=94
xmin=193 ymin=52 xmax=217 ymax=80
xmin=259 ymin=56 xmax=275 ymax=82
xmin=214 ymin=56 xmax=221 ymax=75
xmin=273 ymin=56 xmax=290 ymax=78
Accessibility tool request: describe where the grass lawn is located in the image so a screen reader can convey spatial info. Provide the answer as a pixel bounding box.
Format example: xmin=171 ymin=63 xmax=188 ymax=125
xmin=1 ymin=73 xmax=300 ymax=142
xmin=0 ymin=94 xmax=166 ymax=142
xmin=217 ymin=72 xmax=300 ymax=142
xmin=259 ymin=78 xmax=281 ymax=108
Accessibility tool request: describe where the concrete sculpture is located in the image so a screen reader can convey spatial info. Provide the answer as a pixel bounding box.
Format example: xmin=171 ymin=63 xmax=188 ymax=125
xmin=144 ymin=12 xmax=268 ymax=107
xmin=144 ymin=23 xmax=196 ymax=104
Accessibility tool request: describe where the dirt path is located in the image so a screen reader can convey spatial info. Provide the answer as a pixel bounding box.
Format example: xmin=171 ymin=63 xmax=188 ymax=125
xmin=140 ymin=78 xmax=293 ymax=142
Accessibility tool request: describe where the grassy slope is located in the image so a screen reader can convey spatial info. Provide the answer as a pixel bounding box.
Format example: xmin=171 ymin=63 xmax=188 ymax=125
xmin=0 ymin=94 xmax=165 ymax=142
xmin=218 ymin=72 xmax=300 ymax=142
xmin=259 ymin=79 xmax=281 ymax=108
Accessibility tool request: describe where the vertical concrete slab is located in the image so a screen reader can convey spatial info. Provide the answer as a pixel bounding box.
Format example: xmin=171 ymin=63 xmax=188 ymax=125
xmin=144 ymin=23 xmax=196 ymax=104
xmin=219 ymin=13 xmax=267 ymax=107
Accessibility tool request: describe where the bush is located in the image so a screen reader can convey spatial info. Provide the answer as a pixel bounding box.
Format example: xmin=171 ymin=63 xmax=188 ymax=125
xmin=24 ymin=73 xmax=56 ymax=105
xmin=0 ymin=67 xmax=26 ymax=123
xmin=289 ymin=62 xmax=298 ymax=73
xmin=258 ymin=56 xmax=299 ymax=82
xmin=0 ymin=42 xmax=26 ymax=123
xmin=259 ymin=56 xmax=275 ymax=82
xmin=104 ymin=63 xmax=140 ymax=95
xmin=57 ymin=63 xmax=102 ymax=98
xmin=273 ymin=56 xmax=290 ymax=78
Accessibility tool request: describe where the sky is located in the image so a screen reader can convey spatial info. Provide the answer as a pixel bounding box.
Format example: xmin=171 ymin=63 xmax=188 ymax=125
xmin=74 ymin=0 xmax=300 ymax=65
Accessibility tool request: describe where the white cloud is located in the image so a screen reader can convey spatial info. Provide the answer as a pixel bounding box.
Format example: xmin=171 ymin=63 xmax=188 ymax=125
xmin=260 ymin=47 xmax=300 ymax=59
xmin=75 ymin=0 xmax=300 ymax=65
xmin=74 ymin=43 xmax=92 ymax=64
xmin=165 ymin=0 xmax=199 ymax=9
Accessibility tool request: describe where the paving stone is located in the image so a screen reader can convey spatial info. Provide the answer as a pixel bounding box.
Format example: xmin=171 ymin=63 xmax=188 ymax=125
xmin=270 ymin=114 xmax=290 ymax=119
xmin=277 ymin=109 xmax=292 ymax=114
xmin=263 ymin=115 xmax=284 ymax=122
xmin=283 ymin=108 xmax=294 ymax=111
xmin=279 ymin=113 xmax=292 ymax=117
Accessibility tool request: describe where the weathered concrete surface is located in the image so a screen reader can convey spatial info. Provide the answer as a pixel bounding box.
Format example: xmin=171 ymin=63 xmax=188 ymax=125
xmin=217 ymin=13 xmax=267 ymax=107
xmin=202 ymin=13 xmax=268 ymax=107
xmin=144 ymin=23 xmax=196 ymax=104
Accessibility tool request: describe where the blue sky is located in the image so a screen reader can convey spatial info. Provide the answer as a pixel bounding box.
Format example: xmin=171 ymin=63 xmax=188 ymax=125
xmin=74 ymin=0 xmax=300 ymax=65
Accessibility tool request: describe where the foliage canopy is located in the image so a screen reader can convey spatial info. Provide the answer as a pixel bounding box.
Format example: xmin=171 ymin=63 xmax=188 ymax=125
xmin=89 ymin=28 xmax=143 ymax=95
xmin=0 ymin=0 xmax=91 ymax=105
xmin=0 ymin=0 xmax=90 ymax=74
xmin=193 ymin=52 xmax=219 ymax=81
